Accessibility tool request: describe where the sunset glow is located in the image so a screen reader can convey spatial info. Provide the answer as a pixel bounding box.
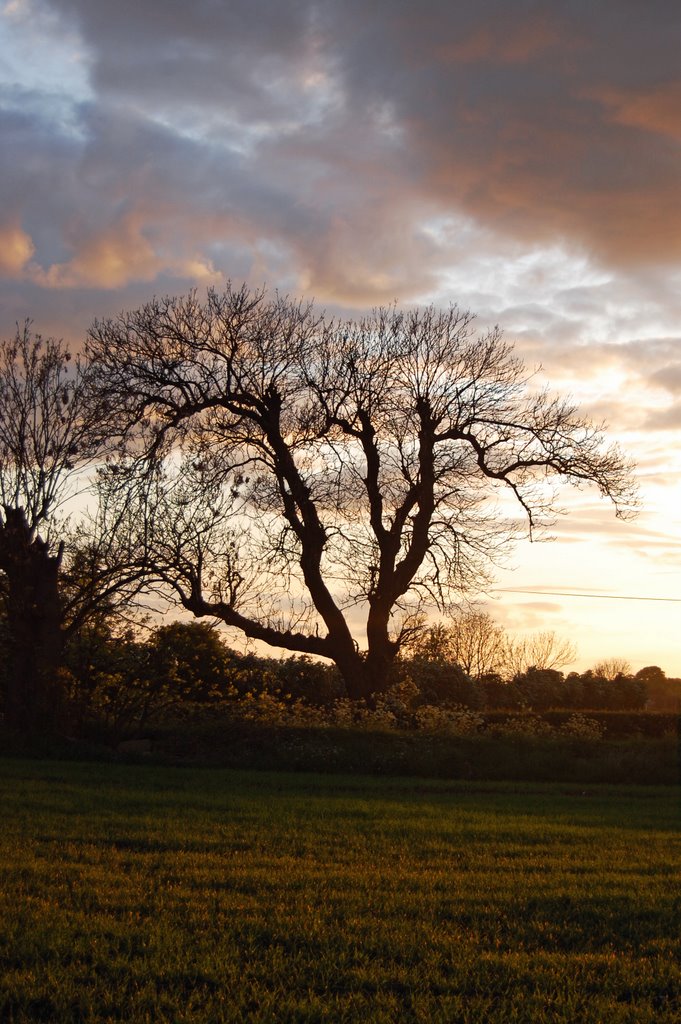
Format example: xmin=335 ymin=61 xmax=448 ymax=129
xmin=1 ymin=0 xmax=679 ymax=673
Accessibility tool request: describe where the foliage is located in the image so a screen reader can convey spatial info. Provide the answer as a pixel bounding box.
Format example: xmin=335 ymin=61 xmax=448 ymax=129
xmin=63 ymin=620 xmax=243 ymax=734
xmin=413 ymin=703 xmax=485 ymax=735
xmin=45 ymin=611 xmax=660 ymax=738
xmin=63 ymin=621 xmax=167 ymax=733
xmin=561 ymin=713 xmax=605 ymax=740
xmin=508 ymin=667 xmax=567 ymax=710
xmin=636 ymin=666 xmax=681 ymax=711
xmin=405 ymin=656 xmax=483 ymax=707
xmin=57 ymin=619 xmax=349 ymax=737
xmin=266 ymin=654 xmax=344 ymax=705
xmin=565 ymin=670 xmax=647 ymax=710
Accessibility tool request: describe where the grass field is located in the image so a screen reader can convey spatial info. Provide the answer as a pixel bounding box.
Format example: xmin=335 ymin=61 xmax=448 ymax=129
xmin=0 ymin=759 xmax=679 ymax=1022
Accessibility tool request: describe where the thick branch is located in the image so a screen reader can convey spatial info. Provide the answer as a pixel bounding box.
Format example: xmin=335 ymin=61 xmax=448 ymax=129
xmin=180 ymin=590 xmax=334 ymax=659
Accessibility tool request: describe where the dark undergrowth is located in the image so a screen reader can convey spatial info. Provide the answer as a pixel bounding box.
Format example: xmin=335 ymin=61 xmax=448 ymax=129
xmin=1 ymin=714 xmax=678 ymax=785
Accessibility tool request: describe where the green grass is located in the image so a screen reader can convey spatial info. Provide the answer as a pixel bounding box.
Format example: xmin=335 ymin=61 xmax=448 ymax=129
xmin=1 ymin=759 xmax=680 ymax=1022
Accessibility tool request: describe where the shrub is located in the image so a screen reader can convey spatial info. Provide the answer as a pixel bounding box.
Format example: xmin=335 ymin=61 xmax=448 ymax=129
xmin=560 ymin=713 xmax=604 ymax=740
xmin=414 ymin=703 xmax=484 ymax=736
xmin=491 ymin=713 xmax=554 ymax=738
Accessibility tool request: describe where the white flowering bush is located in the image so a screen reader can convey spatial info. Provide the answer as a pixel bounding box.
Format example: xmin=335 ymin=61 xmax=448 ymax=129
xmin=492 ymin=714 xmax=554 ymax=738
xmin=327 ymin=698 xmax=394 ymax=729
xmin=414 ymin=703 xmax=484 ymax=736
xmin=169 ymin=676 xmax=615 ymax=748
xmin=561 ymin=713 xmax=604 ymax=740
xmin=231 ymin=689 xmax=291 ymax=725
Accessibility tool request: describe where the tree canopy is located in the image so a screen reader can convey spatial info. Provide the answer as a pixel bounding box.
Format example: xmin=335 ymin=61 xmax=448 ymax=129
xmin=86 ymin=284 xmax=637 ymax=698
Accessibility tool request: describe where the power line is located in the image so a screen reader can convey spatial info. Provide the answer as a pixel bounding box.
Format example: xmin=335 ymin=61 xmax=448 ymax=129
xmin=494 ymin=588 xmax=681 ymax=603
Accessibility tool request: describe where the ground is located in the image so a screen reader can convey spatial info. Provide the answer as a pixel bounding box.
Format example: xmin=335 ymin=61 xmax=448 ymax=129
xmin=1 ymin=759 xmax=679 ymax=1022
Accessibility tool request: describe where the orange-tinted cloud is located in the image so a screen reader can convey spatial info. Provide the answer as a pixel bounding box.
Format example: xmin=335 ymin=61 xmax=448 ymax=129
xmin=434 ymin=15 xmax=566 ymax=66
xmin=30 ymin=210 xmax=223 ymax=290
xmin=0 ymin=222 xmax=35 ymax=275
xmin=595 ymin=82 xmax=681 ymax=142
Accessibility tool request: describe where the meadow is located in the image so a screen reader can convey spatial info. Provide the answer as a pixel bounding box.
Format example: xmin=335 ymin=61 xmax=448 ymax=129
xmin=0 ymin=758 xmax=679 ymax=1023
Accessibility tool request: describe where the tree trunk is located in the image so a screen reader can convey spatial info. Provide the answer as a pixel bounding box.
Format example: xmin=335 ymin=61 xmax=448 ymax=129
xmin=0 ymin=508 xmax=67 ymax=734
xmin=349 ymin=598 xmax=399 ymax=702
xmin=333 ymin=635 xmax=398 ymax=703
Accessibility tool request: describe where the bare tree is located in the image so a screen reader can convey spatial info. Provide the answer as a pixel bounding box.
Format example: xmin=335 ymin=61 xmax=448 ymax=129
xmin=502 ymin=630 xmax=577 ymax=678
xmin=0 ymin=324 xmax=148 ymax=732
xmin=411 ymin=611 xmax=507 ymax=678
xmin=86 ymin=284 xmax=637 ymax=700
xmin=592 ymin=657 xmax=632 ymax=680
xmin=0 ymin=325 xmax=96 ymax=730
xmin=448 ymin=611 xmax=508 ymax=678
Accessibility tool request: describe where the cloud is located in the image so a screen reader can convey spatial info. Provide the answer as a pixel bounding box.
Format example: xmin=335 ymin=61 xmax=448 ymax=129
xmin=1 ymin=0 xmax=676 ymax=316
xmin=645 ymin=403 xmax=681 ymax=431
xmin=1 ymin=0 xmax=680 ymax=392
xmin=649 ymin=363 xmax=681 ymax=395
xmin=0 ymin=222 xmax=35 ymax=274
xmin=595 ymin=81 xmax=681 ymax=143
xmin=27 ymin=209 xmax=221 ymax=290
xmin=489 ymin=599 xmax=569 ymax=634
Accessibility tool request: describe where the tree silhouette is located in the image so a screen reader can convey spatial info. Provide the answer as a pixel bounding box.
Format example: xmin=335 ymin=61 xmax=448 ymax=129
xmin=0 ymin=325 xmax=98 ymax=730
xmin=410 ymin=612 xmax=506 ymax=679
xmin=87 ymin=284 xmax=637 ymax=699
xmin=0 ymin=325 xmax=149 ymax=732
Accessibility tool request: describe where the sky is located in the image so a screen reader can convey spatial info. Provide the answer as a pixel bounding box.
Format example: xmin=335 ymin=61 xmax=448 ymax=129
xmin=1 ymin=0 xmax=680 ymax=674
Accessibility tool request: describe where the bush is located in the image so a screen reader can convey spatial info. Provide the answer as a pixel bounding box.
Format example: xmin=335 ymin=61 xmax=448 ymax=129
xmin=413 ymin=704 xmax=485 ymax=736
xmin=560 ymin=713 xmax=604 ymax=740
xmin=404 ymin=657 xmax=483 ymax=708
xmin=482 ymin=710 xmax=678 ymax=739
xmin=133 ymin=714 xmax=679 ymax=784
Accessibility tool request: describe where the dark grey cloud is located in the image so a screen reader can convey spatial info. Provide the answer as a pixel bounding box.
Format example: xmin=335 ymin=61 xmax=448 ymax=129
xmin=1 ymin=0 xmax=680 ymax=373
xmin=53 ymin=0 xmax=315 ymax=103
xmin=2 ymin=0 xmax=676 ymax=308
xmin=311 ymin=0 xmax=681 ymax=265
